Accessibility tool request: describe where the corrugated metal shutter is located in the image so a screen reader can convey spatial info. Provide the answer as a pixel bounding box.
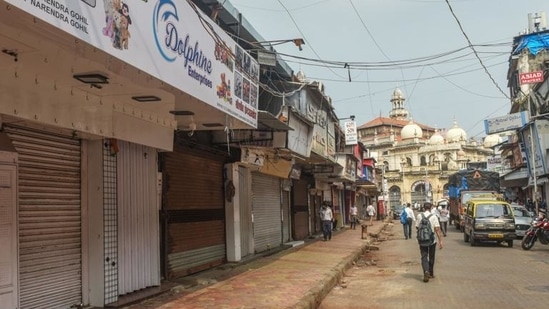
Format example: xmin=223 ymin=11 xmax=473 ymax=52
xmin=5 ymin=124 xmax=82 ymax=309
xmin=0 ymin=164 xmax=17 ymax=309
xmin=252 ymin=172 xmax=282 ymax=253
xmin=163 ymin=149 xmax=225 ymax=279
xmin=117 ymin=141 xmax=160 ymax=295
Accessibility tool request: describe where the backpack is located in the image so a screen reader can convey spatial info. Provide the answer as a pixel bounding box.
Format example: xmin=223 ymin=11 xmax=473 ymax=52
xmin=400 ymin=209 xmax=408 ymax=224
xmin=417 ymin=213 xmax=434 ymax=246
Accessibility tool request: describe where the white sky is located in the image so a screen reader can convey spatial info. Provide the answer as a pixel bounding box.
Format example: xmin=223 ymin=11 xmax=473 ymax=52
xmin=230 ymin=0 xmax=547 ymax=140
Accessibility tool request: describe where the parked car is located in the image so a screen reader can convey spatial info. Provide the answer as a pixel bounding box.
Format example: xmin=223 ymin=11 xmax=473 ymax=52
xmin=462 ymin=199 xmax=516 ymax=247
xmin=511 ymin=205 xmax=534 ymax=238
xmin=392 ymin=204 xmax=405 ymax=220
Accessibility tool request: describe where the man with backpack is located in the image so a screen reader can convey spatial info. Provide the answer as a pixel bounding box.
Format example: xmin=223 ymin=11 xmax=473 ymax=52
xmin=400 ymin=203 xmax=415 ymax=239
xmin=415 ymin=202 xmax=443 ymax=283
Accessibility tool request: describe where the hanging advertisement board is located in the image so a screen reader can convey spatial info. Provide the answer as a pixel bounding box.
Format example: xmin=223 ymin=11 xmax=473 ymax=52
xmin=6 ymin=0 xmax=258 ymax=127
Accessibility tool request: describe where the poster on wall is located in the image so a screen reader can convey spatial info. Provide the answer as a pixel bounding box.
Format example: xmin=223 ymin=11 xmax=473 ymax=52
xmin=6 ymin=0 xmax=259 ymax=128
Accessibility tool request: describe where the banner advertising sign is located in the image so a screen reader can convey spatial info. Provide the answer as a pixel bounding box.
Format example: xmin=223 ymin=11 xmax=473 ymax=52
xmin=519 ymin=71 xmax=544 ymax=85
xmin=344 ymin=120 xmax=358 ymax=145
xmin=484 ymin=111 xmax=529 ymax=135
xmin=6 ymin=0 xmax=258 ymax=127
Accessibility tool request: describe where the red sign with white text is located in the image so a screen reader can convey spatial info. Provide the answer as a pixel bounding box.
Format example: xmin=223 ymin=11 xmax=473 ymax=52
xmin=519 ymin=71 xmax=544 ymax=85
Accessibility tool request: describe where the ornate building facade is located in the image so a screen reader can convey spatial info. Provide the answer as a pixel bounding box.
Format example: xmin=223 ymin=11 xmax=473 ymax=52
xmin=357 ymin=88 xmax=497 ymax=210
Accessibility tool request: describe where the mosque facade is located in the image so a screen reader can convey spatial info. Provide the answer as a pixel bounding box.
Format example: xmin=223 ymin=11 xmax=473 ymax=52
xmin=356 ymin=88 xmax=499 ymax=210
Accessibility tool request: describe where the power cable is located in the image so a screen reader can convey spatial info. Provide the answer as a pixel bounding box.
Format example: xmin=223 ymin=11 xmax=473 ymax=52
xmin=444 ymin=0 xmax=510 ymax=100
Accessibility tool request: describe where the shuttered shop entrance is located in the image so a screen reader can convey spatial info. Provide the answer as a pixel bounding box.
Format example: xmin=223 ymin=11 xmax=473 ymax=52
xmin=252 ymin=172 xmax=282 ymax=253
xmin=162 ymin=148 xmax=226 ymax=279
xmin=5 ymin=124 xmax=82 ymax=309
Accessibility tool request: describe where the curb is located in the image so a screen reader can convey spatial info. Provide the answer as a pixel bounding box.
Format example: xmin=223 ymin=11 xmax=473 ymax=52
xmin=292 ymin=222 xmax=390 ymax=309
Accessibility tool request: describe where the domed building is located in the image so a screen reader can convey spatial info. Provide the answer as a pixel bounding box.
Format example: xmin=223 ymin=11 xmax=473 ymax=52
xmin=356 ymin=88 xmax=494 ymax=209
xmin=446 ymin=120 xmax=467 ymax=143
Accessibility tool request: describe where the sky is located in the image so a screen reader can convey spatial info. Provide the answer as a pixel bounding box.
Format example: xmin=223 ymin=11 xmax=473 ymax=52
xmin=229 ymin=0 xmax=548 ymax=141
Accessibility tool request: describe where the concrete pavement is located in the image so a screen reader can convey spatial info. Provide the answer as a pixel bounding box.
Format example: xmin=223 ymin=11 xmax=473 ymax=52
xmin=123 ymin=220 xmax=389 ymax=309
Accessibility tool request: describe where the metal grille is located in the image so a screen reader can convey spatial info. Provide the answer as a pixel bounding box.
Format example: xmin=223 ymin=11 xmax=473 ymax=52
xmin=5 ymin=124 xmax=82 ymax=309
xmin=103 ymin=140 xmax=118 ymax=304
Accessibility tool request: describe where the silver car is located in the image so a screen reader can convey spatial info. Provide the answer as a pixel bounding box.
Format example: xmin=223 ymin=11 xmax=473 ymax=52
xmin=512 ymin=205 xmax=534 ymax=238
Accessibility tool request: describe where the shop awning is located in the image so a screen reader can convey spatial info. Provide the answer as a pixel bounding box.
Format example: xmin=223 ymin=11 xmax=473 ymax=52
xmin=503 ymin=168 xmax=528 ymax=181
xmin=257 ymin=111 xmax=293 ymax=131
xmin=522 ymin=176 xmax=549 ymax=189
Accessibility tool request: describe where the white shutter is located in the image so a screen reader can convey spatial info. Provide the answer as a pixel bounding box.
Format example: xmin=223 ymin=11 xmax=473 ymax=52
xmin=117 ymin=141 xmax=160 ymax=295
xmin=252 ymin=173 xmax=282 ymax=253
xmin=5 ymin=124 xmax=82 ymax=309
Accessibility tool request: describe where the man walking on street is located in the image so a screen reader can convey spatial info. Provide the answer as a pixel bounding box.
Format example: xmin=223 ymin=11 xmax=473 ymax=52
xmin=403 ymin=203 xmax=415 ymax=239
xmin=350 ymin=204 xmax=358 ymax=230
xmin=366 ymin=204 xmax=376 ymax=226
xmin=416 ymin=202 xmax=443 ymax=283
xmin=320 ymin=203 xmax=333 ymax=241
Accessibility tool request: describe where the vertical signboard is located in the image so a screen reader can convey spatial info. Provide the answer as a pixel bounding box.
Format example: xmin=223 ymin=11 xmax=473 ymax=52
xmin=344 ymin=121 xmax=358 ymax=145
xmin=521 ymin=122 xmax=546 ymax=179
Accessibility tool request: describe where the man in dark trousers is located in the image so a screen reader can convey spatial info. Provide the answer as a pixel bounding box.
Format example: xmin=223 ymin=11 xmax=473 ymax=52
xmin=415 ymin=202 xmax=443 ymax=283
xmin=320 ymin=204 xmax=334 ymax=241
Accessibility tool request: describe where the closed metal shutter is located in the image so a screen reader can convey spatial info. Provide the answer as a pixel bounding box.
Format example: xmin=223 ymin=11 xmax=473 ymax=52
xmin=5 ymin=124 xmax=82 ymax=309
xmin=117 ymin=141 xmax=160 ymax=295
xmin=252 ymin=172 xmax=282 ymax=253
xmin=0 ymin=164 xmax=17 ymax=309
xmin=162 ymin=148 xmax=225 ymax=279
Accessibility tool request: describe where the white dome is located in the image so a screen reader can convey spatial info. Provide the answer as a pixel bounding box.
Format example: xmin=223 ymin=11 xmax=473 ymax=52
xmin=401 ymin=119 xmax=423 ymax=139
xmin=392 ymin=88 xmax=404 ymax=100
xmin=483 ymin=134 xmax=502 ymax=148
xmin=457 ymin=149 xmax=466 ymax=158
xmin=429 ymin=130 xmax=444 ymax=145
xmin=446 ymin=120 xmax=467 ymax=142
xmin=296 ymin=70 xmax=306 ymax=82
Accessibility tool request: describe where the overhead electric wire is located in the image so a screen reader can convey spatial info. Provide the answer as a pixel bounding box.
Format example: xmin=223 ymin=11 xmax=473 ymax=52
xmin=444 ymin=0 xmax=510 ymax=100
xmin=306 ymin=59 xmax=508 ymax=84
xmin=275 ymin=0 xmax=347 ymax=80
xmin=192 ymin=0 xmax=514 ymax=133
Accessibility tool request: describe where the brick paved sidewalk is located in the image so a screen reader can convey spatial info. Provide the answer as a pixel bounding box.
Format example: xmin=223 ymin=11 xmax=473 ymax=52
xmin=122 ymin=220 xmax=389 ymax=309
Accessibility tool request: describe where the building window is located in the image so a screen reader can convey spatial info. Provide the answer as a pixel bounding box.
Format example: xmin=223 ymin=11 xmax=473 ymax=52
xmin=420 ymin=156 xmax=427 ymax=166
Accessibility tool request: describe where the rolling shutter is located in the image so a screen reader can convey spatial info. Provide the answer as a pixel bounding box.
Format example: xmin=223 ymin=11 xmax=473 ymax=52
xmin=163 ymin=149 xmax=226 ymax=279
xmin=5 ymin=124 xmax=82 ymax=309
xmin=252 ymin=172 xmax=282 ymax=253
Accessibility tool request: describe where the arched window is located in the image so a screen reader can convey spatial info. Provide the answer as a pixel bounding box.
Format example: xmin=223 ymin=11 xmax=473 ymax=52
xmin=406 ymin=157 xmax=412 ymax=166
xmin=383 ymin=161 xmax=389 ymax=171
xmin=420 ymin=156 xmax=427 ymax=166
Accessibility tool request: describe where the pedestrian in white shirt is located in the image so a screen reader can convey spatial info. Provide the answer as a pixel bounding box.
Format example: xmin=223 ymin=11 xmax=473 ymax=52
xmin=438 ymin=205 xmax=450 ymax=236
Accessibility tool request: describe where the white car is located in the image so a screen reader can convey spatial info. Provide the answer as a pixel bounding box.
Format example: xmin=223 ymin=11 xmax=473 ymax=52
xmin=512 ymin=205 xmax=534 ymax=238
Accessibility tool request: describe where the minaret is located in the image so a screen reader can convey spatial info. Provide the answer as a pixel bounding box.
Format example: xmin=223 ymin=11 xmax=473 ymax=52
xmin=388 ymin=88 xmax=409 ymax=120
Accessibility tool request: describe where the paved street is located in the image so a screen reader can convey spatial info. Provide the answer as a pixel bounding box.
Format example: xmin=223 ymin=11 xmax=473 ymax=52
xmin=320 ymin=222 xmax=549 ymax=309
